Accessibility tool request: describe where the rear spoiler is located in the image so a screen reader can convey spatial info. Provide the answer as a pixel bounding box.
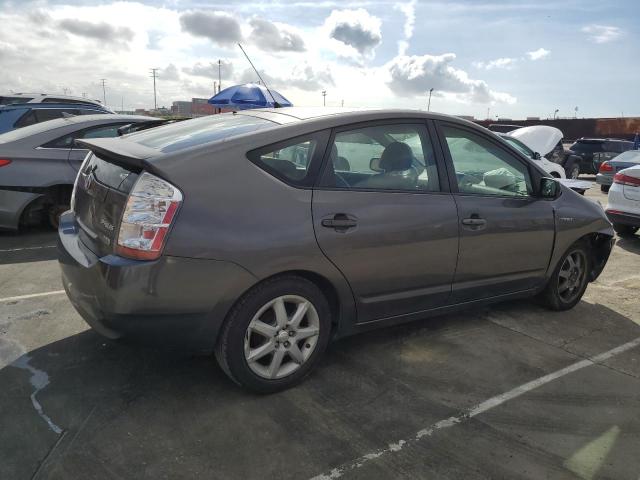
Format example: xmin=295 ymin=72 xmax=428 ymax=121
xmin=75 ymin=138 xmax=158 ymax=171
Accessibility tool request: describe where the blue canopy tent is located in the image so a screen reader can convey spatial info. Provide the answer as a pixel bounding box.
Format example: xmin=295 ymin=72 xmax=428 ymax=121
xmin=208 ymin=83 xmax=292 ymax=110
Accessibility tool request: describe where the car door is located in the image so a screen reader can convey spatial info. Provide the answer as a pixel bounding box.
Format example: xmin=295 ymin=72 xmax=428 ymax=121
xmin=435 ymin=122 xmax=555 ymax=303
xmin=312 ymin=120 xmax=459 ymax=323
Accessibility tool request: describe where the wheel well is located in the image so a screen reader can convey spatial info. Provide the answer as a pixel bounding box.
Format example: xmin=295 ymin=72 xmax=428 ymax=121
xmin=581 ymin=232 xmax=614 ymax=281
xmin=19 ymin=184 xmax=73 ymax=227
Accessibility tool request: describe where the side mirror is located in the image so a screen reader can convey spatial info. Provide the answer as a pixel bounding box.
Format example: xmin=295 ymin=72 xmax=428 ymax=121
xmin=370 ymin=157 xmax=383 ymax=172
xmin=540 ymin=177 xmax=560 ymax=199
xmin=532 ymin=152 xmax=541 ymax=160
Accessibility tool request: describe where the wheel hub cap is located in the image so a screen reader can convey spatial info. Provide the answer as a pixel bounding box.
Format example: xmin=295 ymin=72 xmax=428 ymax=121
xmin=277 ymin=330 xmax=289 ymax=343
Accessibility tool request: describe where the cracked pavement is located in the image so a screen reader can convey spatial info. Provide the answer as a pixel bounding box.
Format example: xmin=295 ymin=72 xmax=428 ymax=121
xmin=1 ymin=184 xmax=639 ymax=480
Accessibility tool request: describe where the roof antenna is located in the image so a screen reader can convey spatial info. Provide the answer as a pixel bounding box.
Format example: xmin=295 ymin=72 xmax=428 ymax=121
xmin=237 ymin=43 xmax=281 ymax=108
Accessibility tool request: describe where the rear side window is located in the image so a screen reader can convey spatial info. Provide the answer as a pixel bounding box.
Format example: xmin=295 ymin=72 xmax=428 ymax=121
xmin=129 ymin=114 xmax=275 ymax=153
xmin=14 ymin=110 xmax=37 ymax=128
xmin=0 ymin=96 xmax=32 ymax=105
xmin=42 ymin=123 xmax=126 ymax=149
xmin=248 ymin=131 xmax=330 ymax=187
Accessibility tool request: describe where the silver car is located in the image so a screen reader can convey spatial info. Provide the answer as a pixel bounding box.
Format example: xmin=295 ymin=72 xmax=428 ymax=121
xmin=0 ymin=114 xmax=162 ymax=229
xmin=596 ymin=150 xmax=640 ymax=192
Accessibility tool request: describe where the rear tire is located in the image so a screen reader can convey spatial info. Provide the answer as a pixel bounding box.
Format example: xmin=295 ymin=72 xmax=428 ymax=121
xmin=613 ymin=223 xmax=638 ymax=237
xmin=538 ymin=242 xmax=591 ymax=311
xmin=600 ymin=185 xmax=610 ymax=193
xmin=214 ymin=275 xmax=331 ymax=393
xmin=569 ymin=165 xmax=580 ymax=179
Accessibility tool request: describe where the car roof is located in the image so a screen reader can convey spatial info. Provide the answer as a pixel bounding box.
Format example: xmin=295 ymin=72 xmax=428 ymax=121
xmin=0 ymin=102 xmax=109 ymax=111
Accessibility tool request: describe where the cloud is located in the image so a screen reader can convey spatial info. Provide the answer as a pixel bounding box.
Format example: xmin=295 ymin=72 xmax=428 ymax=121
xmin=324 ymin=8 xmax=382 ymax=58
xmin=58 ymin=18 xmax=134 ymax=43
xmin=581 ymin=24 xmax=622 ymax=44
xmin=161 ymin=64 xmax=180 ymax=81
xmin=183 ymin=60 xmax=234 ymax=81
xmin=386 ymin=53 xmax=516 ymax=104
xmin=474 ymin=57 xmax=517 ymax=70
xmin=179 ymin=11 xmax=242 ymax=46
xmin=394 ymin=0 xmax=416 ymax=55
xmin=248 ymin=18 xmax=305 ymax=52
xmin=239 ymin=63 xmax=334 ymax=92
xmin=526 ymin=48 xmax=550 ymax=60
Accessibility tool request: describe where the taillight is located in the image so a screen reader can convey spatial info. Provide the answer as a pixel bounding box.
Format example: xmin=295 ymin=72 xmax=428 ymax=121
xmin=0 ymin=159 xmax=11 ymax=167
xmin=599 ymin=161 xmax=613 ymax=173
xmin=613 ymin=172 xmax=640 ymax=187
xmin=116 ymin=172 xmax=182 ymax=260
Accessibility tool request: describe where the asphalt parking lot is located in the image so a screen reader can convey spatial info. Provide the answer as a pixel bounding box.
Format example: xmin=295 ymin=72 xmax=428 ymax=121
xmin=1 ymin=181 xmax=639 ymax=480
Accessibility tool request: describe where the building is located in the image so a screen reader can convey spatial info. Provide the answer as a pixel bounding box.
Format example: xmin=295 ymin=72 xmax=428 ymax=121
xmin=171 ymin=98 xmax=216 ymax=117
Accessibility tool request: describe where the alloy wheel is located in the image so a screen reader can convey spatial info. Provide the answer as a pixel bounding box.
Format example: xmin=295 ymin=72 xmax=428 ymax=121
xmin=557 ymin=250 xmax=587 ymax=303
xmin=244 ymin=295 xmax=320 ymax=379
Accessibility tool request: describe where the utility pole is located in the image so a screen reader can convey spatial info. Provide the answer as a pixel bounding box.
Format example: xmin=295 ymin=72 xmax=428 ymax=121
xmin=574 ymin=106 xmax=578 ymax=119
xmin=81 ymin=92 xmax=87 ymax=98
xmin=121 ymin=96 xmax=124 ymax=112
xmin=487 ymin=107 xmax=490 ymax=120
xmin=150 ymin=68 xmax=159 ymax=110
xmin=322 ymin=90 xmax=327 ymax=107
xmin=427 ymin=88 xmax=434 ymax=111
xmin=341 ymin=99 xmax=344 ymax=107
xmin=100 ymin=79 xmax=107 ymax=107
xmin=218 ymin=59 xmax=222 ymax=93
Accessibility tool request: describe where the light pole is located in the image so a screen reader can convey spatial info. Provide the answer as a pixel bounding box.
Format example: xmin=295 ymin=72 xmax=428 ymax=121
xmin=427 ymin=88 xmax=434 ymax=111
xmin=150 ymin=68 xmax=159 ymax=111
xmin=322 ymin=90 xmax=327 ymax=107
xmin=100 ymin=79 xmax=107 ymax=107
xmin=553 ymin=108 xmax=559 ymax=120
xmin=574 ymin=106 xmax=578 ymax=119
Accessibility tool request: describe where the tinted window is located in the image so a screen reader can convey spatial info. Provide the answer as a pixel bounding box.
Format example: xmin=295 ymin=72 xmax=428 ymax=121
xmin=321 ymin=124 xmax=439 ymax=192
xmin=570 ymin=141 xmax=604 ymax=153
xmin=14 ymin=110 xmax=37 ymax=128
xmin=36 ymin=109 xmax=78 ymax=123
xmin=130 ymin=114 xmax=275 ymax=153
xmin=42 ymin=98 xmax=98 ymax=106
xmin=253 ymin=138 xmax=318 ymax=184
xmin=443 ymin=125 xmax=531 ymax=197
xmin=42 ymin=123 xmax=126 ymax=149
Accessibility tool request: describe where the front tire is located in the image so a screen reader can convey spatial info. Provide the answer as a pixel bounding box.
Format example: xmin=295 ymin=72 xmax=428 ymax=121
xmin=214 ymin=275 xmax=331 ymax=393
xmin=613 ymin=223 xmax=638 ymax=237
xmin=538 ymin=242 xmax=591 ymax=311
xmin=600 ymin=185 xmax=610 ymax=193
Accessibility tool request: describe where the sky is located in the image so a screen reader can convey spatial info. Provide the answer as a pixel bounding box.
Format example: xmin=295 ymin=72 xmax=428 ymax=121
xmin=0 ymin=0 xmax=637 ymax=119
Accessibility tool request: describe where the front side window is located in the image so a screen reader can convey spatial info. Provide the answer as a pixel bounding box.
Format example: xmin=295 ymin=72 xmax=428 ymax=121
xmin=321 ymin=123 xmax=440 ymax=192
xmin=442 ymin=125 xmax=531 ymax=197
xmin=251 ymin=138 xmax=318 ymax=185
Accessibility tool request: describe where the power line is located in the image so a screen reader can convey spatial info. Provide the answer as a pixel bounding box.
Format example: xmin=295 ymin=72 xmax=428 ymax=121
xmin=150 ymin=68 xmax=159 ymax=110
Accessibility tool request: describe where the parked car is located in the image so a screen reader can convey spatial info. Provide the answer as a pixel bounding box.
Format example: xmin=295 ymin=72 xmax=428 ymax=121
xmin=605 ymin=164 xmax=640 ymax=236
xmin=0 ymin=102 xmax=112 ymax=135
xmin=499 ymin=126 xmax=566 ymax=178
xmin=596 ymin=150 xmax=640 ymax=192
xmin=58 ymin=108 xmax=614 ymax=393
xmin=569 ymin=138 xmax=635 ymax=175
xmin=0 ymin=93 xmax=107 ymax=108
xmin=0 ymin=114 xmax=164 ymax=230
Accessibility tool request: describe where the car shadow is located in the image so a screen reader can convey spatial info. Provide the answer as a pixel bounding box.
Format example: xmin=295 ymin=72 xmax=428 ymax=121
xmin=1 ymin=301 xmax=639 ymax=479
xmin=615 ymin=234 xmax=640 ymax=254
xmin=0 ymin=225 xmax=58 ymax=265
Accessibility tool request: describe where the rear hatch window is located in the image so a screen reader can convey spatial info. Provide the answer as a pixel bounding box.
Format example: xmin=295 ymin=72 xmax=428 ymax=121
xmin=570 ymin=141 xmax=605 ymax=154
xmin=74 ymin=153 xmax=139 ymax=256
xmin=127 ymin=113 xmax=275 ymax=153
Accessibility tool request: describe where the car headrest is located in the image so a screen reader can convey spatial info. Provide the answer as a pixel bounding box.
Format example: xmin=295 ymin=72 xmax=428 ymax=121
xmin=380 ymin=142 xmax=413 ymax=172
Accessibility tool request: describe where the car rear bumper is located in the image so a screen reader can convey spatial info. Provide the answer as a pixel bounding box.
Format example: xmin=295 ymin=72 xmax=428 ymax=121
xmin=605 ymin=209 xmax=640 ymax=228
xmin=58 ymin=211 xmax=257 ymax=352
xmin=595 ymin=173 xmax=613 ymax=186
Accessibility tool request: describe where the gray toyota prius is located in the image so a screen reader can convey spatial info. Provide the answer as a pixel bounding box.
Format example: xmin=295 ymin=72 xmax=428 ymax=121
xmin=58 ymin=107 xmax=614 ymax=392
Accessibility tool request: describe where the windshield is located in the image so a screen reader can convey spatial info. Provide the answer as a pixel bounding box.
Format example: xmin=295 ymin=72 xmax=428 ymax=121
xmin=128 ymin=114 xmax=276 ymax=153
xmin=570 ymin=141 xmax=604 ymax=153
xmin=502 ymin=136 xmax=534 ymax=158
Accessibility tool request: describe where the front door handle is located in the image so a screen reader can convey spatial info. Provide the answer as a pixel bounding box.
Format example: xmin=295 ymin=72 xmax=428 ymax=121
xmin=321 ymin=214 xmax=357 ymax=230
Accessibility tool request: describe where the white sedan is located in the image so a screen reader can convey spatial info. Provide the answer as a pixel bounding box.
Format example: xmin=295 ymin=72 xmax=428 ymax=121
xmin=499 ymin=126 xmax=566 ymax=179
xmin=606 ymin=164 xmax=640 ymax=236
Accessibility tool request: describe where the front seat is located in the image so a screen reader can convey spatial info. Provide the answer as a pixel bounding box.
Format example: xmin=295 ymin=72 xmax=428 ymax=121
xmin=357 ymin=141 xmax=417 ymax=190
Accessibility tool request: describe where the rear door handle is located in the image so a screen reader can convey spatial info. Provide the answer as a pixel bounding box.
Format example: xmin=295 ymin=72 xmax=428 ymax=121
xmin=321 ymin=214 xmax=357 ymax=230
xmin=461 ymin=218 xmax=486 ymax=226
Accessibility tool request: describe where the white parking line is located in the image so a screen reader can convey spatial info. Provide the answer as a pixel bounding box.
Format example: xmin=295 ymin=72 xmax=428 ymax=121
xmin=310 ymin=336 xmax=640 ymax=480
xmin=0 ymin=290 xmax=66 ymax=304
xmin=0 ymin=245 xmax=56 ymax=252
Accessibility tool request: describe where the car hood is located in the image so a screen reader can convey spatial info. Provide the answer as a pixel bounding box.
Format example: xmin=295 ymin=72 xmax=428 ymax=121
xmin=508 ymin=126 xmax=563 ymax=156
